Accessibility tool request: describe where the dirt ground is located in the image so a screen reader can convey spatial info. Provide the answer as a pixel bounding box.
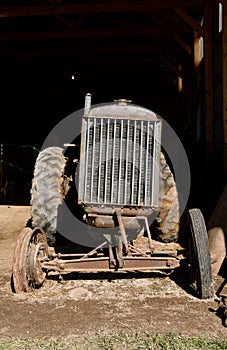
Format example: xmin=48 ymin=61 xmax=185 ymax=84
xmin=0 ymin=205 xmax=227 ymax=342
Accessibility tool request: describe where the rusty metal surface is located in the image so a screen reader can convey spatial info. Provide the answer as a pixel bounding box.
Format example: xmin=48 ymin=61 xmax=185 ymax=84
xmin=89 ymin=214 xmax=141 ymax=230
xmin=83 ymin=206 xmax=155 ymax=216
xmin=208 ymin=227 xmax=226 ymax=276
xmin=123 ymin=256 xmax=180 ymax=269
xmin=12 ymin=227 xmax=48 ymax=293
xmin=13 ymin=227 xmax=181 ymax=287
xmin=42 ymin=257 xmax=110 ymax=272
xmin=88 ymin=102 xmax=159 ymax=122
xmin=29 ymin=241 xmax=47 ymax=285
xmin=39 ymin=223 xmax=181 ymax=275
xmin=42 ymin=255 xmax=180 ymax=273
xmin=12 ymin=227 xmax=33 ymax=293
xmin=116 ymin=209 xmax=129 ymax=253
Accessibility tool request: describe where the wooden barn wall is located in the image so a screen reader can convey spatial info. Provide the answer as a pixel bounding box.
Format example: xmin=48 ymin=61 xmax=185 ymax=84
xmin=213 ymin=3 xmax=224 ymax=166
xmin=222 ymin=1 xmax=227 ymax=174
xmin=194 ymin=1 xmax=225 ymax=175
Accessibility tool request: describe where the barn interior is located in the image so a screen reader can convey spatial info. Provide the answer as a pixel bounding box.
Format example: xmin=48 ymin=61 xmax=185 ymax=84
xmin=0 ymin=0 xmax=226 ymax=223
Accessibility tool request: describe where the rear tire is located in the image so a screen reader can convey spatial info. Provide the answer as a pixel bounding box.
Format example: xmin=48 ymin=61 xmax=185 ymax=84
xmin=30 ymin=147 xmax=67 ymax=245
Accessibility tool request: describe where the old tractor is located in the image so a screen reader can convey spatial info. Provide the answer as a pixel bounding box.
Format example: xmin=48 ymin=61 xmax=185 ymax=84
xmin=12 ymin=94 xmax=215 ymax=299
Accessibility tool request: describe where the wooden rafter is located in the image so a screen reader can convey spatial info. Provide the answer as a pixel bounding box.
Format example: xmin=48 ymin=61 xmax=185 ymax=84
xmin=0 ymin=27 xmax=192 ymax=41
xmin=0 ymin=1 xmax=205 ymax=18
xmin=174 ymin=8 xmax=204 ymax=36
xmin=157 ymin=55 xmax=183 ymax=78
xmin=34 ymin=0 xmax=74 ymax=30
xmin=145 ymin=10 xmax=192 ymax=61
xmin=172 ymin=34 xmax=192 ymax=55
xmin=0 ymin=55 xmax=175 ymax=76
xmin=0 ymin=43 xmax=185 ymax=59
xmin=146 ymin=12 xmax=192 ymax=55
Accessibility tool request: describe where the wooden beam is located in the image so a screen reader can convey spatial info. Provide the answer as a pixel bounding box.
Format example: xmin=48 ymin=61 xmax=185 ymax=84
xmin=157 ymin=55 xmax=184 ymax=78
xmin=204 ymin=0 xmax=214 ymax=143
xmin=0 ymin=43 xmax=185 ymax=59
xmin=0 ymin=1 xmax=205 ymax=18
xmin=34 ymin=0 xmax=74 ymax=30
xmin=174 ymin=8 xmax=205 ymax=36
xmin=0 ymin=26 xmax=191 ymax=41
xmin=145 ymin=13 xmax=192 ymax=55
xmin=194 ymin=32 xmax=201 ymax=71
xmin=0 ymin=61 xmax=186 ymax=85
xmin=172 ymin=34 xmax=192 ymax=55
xmin=192 ymin=31 xmax=201 ymax=120
xmin=223 ymin=1 xmax=227 ymax=172
xmin=0 ymin=53 xmax=185 ymax=72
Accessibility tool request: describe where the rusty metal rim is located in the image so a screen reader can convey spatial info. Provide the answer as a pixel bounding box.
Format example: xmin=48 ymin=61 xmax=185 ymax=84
xmin=29 ymin=242 xmax=47 ymax=285
xmin=12 ymin=227 xmax=33 ymax=293
xmin=12 ymin=226 xmax=48 ymax=293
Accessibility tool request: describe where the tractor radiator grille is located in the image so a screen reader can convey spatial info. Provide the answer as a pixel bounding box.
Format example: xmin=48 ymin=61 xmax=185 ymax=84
xmin=79 ymin=117 xmax=161 ymax=207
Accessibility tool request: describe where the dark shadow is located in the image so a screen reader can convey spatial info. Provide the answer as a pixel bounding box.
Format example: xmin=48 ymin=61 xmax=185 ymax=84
xmin=45 ymin=269 xmax=170 ymax=284
xmin=209 ymin=297 xmax=227 ymax=328
xmin=169 ymin=264 xmax=200 ymax=299
xmin=218 ymin=260 xmax=227 ymax=282
xmin=10 ymin=274 xmax=16 ymax=293
xmin=216 ymin=277 xmax=227 ymax=298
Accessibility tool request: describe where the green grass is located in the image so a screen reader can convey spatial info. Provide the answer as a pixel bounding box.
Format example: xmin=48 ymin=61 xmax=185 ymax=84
xmin=0 ymin=333 xmax=227 ymax=350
